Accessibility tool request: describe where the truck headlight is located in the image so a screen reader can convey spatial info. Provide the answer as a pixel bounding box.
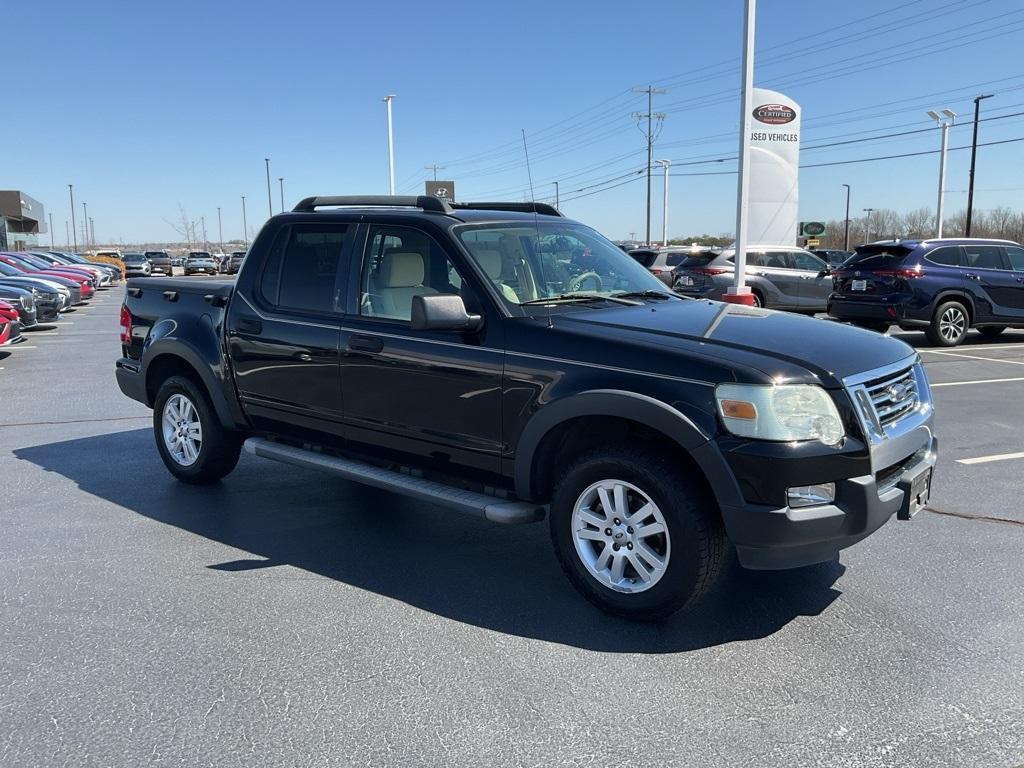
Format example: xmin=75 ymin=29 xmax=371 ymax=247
xmin=716 ymin=384 xmax=845 ymax=446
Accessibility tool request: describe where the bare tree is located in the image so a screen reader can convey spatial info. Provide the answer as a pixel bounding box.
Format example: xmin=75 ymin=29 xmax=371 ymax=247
xmin=986 ymin=206 xmax=1014 ymax=239
xmin=163 ymin=205 xmax=201 ymax=250
xmin=944 ymin=208 xmax=968 ymax=238
xmin=901 ymin=207 xmax=933 ymax=239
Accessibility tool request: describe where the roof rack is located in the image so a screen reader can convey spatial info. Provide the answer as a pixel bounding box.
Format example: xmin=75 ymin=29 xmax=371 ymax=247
xmin=450 ymin=201 xmax=563 ymax=217
xmin=292 ymin=195 xmax=452 ymax=214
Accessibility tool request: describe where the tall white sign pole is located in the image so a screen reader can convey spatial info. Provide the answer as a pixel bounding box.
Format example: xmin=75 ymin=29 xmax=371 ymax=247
xmin=936 ymin=121 xmax=949 ymax=238
xmin=725 ymin=0 xmax=756 ymax=306
xmin=383 ymin=94 xmax=396 ymax=195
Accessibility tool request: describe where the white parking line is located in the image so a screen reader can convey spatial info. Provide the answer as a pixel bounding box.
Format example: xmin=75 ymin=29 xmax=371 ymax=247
xmin=957 ymin=452 xmax=1024 ymax=466
xmin=932 ymin=377 xmax=1024 ymax=388
xmin=921 ymin=349 xmax=1024 ymax=366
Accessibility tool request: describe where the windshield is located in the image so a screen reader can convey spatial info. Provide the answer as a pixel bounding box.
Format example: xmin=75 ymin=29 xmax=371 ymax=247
xmin=144 ymin=252 xmax=166 ymax=258
xmin=189 ymin=252 xmax=211 ymax=259
xmin=844 ymin=245 xmax=913 ymax=269
xmin=124 ymin=255 xmax=146 ymax=263
xmin=455 ymin=221 xmax=668 ymax=304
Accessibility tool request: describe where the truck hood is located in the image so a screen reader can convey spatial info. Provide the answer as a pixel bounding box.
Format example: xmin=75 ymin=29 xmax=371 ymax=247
xmin=554 ymin=299 xmax=915 ymax=386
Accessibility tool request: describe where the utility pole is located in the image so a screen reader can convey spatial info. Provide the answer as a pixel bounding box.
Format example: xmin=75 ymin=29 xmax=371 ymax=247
xmin=424 ymin=164 xmax=445 ymax=181
xmin=68 ymin=184 xmax=77 ymax=252
xmin=383 ymin=94 xmax=396 ymax=194
xmin=241 ymin=196 xmax=249 ymax=247
xmin=279 ymin=177 xmax=285 ymax=213
xmin=554 ymin=181 xmax=560 ymax=209
xmin=217 ymin=207 xmax=223 ymax=253
xmin=725 ymin=0 xmax=757 ymax=306
xmin=264 ymin=158 xmax=273 ymax=217
xmin=48 ymin=213 xmax=55 ymax=249
xmin=966 ymin=94 xmax=994 ymax=237
xmin=629 ymin=232 xmax=637 ymax=242
xmin=632 ymin=85 xmax=667 ymax=246
xmin=656 ymin=159 xmax=671 ymax=246
xmin=863 ymin=208 xmax=875 ymax=244
xmin=927 ymin=109 xmax=955 ymax=238
xmin=841 ymin=184 xmax=851 ymax=251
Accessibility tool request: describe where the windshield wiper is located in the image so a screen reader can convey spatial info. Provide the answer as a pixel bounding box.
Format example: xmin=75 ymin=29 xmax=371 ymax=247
xmin=611 ymin=290 xmax=676 ymax=301
xmin=520 ymin=292 xmax=641 ymax=306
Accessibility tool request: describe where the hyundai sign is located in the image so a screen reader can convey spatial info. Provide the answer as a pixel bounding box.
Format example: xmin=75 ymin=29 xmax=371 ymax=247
xmin=425 ymin=181 xmax=456 ymax=202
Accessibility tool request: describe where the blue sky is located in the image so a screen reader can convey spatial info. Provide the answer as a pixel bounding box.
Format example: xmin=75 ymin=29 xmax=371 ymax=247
xmin=12 ymin=0 xmax=1024 ymax=244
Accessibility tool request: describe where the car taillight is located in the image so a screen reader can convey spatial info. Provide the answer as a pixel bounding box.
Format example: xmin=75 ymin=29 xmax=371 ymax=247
xmin=874 ymin=267 xmax=925 ymax=278
xmin=649 ymin=267 xmax=666 ymax=275
xmin=691 ymin=267 xmax=729 ymax=276
xmin=119 ymin=304 xmax=132 ymax=344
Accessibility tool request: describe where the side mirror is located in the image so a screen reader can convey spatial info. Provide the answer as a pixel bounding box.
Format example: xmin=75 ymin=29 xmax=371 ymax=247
xmin=817 ymin=268 xmax=831 ymax=278
xmin=411 ymin=294 xmax=483 ymax=333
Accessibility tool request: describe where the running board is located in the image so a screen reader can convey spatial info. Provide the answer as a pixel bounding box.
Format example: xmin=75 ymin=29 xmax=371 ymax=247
xmin=243 ymin=438 xmax=545 ymax=525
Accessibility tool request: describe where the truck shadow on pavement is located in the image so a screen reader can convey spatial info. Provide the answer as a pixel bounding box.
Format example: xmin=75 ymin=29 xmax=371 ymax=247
xmin=16 ymin=428 xmax=845 ymax=653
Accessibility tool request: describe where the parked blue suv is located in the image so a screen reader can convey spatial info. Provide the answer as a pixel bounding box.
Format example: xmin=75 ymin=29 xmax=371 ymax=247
xmin=828 ymin=238 xmax=1024 ymax=346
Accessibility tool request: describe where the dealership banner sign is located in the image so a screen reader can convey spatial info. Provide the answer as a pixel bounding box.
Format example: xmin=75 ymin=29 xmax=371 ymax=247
xmin=748 ymin=88 xmax=801 ymax=245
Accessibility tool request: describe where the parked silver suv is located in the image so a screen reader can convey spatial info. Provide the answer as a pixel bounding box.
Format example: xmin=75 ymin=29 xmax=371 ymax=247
xmin=673 ymin=245 xmax=831 ymax=312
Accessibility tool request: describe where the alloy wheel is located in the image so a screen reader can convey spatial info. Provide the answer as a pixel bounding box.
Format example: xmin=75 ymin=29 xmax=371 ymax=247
xmin=571 ymin=479 xmax=671 ymax=594
xmin=939 ymin=306 xmax=966 ymax=342
xmin=161 ymin=393 xmax=203 ymax=466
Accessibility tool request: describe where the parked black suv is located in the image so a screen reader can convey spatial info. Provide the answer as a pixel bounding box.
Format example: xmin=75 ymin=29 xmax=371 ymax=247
xmin=828 ymin=238 xmax=1024 ymax=345
xmin=116 ymin=195 xmax=937 ymax=619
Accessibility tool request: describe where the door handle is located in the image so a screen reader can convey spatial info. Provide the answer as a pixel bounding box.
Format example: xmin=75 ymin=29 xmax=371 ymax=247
xmin=348 ymin=334 xmax=383 ymax=353
xmin=965 ymin=273 xmax=981 ymax=281
xmin=296 ymin=352 xmax=312 ymax=362
xmin=235 ymin=316 xmax=262 ymax=334
xmin=1016 ymin=277 xmax=1024 ymax=283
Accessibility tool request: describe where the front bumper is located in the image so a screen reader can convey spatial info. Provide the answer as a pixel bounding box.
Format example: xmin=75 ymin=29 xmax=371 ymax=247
xmin=725 ymin=436 xmax=937 ymax=569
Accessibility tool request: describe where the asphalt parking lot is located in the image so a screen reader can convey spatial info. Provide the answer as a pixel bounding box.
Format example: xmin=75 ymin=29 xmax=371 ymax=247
xmin=1 ymin=291 xmax=1022 ymax=767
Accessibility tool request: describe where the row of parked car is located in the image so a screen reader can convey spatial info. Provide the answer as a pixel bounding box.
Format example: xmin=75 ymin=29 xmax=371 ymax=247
xmin=121 ymin=250 xmax=247 ymax=278
xmin=630 ymin=238 xmax=1024 ymax=346
xmin=0 ymin=251 xmax=122 ymax=345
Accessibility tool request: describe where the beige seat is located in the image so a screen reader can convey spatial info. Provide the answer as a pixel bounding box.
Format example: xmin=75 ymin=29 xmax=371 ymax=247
xmin=471 ymin=246 xmax=520 ymax=303
xmin=372 ymin=249 xmax=437 ymax=319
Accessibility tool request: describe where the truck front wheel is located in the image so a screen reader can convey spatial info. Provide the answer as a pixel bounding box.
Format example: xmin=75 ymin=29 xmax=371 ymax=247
xmin=549 ymin=447 xmax=724 ymax=620
xmin=153 ymin=376 xmax=242 ymax=484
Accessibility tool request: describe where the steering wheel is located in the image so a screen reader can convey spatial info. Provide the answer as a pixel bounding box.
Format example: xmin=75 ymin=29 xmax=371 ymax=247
xmin=568 ymin=271 xmax=603 ymax=293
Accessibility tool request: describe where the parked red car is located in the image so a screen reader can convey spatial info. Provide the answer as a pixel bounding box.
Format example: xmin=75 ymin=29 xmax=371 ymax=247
xmin=0 ymin=299 xmax=23 ymax=345
xmin=0 ymin=253 xmax=95 ymax=299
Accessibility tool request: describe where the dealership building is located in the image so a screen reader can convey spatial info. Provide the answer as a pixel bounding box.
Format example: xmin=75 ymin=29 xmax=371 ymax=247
xmin=0 ymin=190 xmax=46 ymax=251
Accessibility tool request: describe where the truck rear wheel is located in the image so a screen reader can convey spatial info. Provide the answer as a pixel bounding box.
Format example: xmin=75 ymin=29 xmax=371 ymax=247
xmin=153 ymin=376 xmax=242 ymax=484
xmin=549 ymin=446 xmax=724 ymax=621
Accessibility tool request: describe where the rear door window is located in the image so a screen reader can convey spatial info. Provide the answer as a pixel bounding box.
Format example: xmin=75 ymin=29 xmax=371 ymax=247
xmin=924 ymin=246 xmax=962 ymax=267
xmin=258 ymin=223 xmax=350 ymax=314
xmin=963 ymin=244 xmax=1008 ymax=271
xmin=1005 ymin=246 xmax=1024 ymax=271
xmin=791 ymin=252 xmax=827 ymax=272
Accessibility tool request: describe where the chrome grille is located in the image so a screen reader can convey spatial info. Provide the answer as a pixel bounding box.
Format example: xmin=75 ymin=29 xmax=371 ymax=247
xmin=863 ymin=366 xmax=918 ymax=427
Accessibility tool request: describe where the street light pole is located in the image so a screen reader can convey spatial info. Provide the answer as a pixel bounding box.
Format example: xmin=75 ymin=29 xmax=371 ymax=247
xmin=217 ymin=207 xmax=223 ymax=253
xmin=725 ymin=0 xmax=757 ymax=306
xmin=927 ymin=109 xmax=956 ymax=238
xmin=82 ymin=202 xmax=88 ymax=249
xmin=966 ymin=94 xmax=994 ymax=237
xmin=68 ymin=184 xmax=77 ymax=252
xmin=656 ymin=159 xmax=671 ymax=246
xmin=264 ymin=158 xmax=273 ymax=217
xmin=241 ymin=196 xmax=249 ymax=247
xmin=863 ymin=208 xmax=875 ymax=244
xmin=201 ymin=216 xmax=207 ymax=250
xmin=554 ymin=181 xmax=560 ymax=210
xmin=48 ymin=213 xmax=55 ymax=249
xmin=279 ymin=177 xmax=285 ymax=213
xmin=89 ymin=218 xmax=95 ymax=247
xmin=383 ymin=95 xmax=396 ymax=194
xmin=841 ymin=184 xmax=851 ymax=251
xmin=65 ymin=220 xmax=70 ymax=250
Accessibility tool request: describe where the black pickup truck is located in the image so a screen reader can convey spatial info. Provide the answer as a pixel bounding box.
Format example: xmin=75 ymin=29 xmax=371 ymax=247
xmin=116 ymin=195 xmax=937 ymax=619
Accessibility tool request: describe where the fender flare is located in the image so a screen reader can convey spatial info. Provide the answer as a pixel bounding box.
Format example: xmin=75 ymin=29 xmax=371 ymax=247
xmin=930 ymin=289 xmax=976 ymax=320
xmin=141 ymin=330 xmax=237 ymax=430
xmin=513 ymin=389 xmax=743 ymax=510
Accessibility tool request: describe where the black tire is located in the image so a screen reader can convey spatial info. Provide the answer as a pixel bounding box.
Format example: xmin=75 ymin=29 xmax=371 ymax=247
xmin=549 ymin=446 xmax=725 ymax=621
xmin=978 ymin=326 xmax=1006 ymax=338
xmin=750 ymin=290 xmax=764 ymax=308
xmin=152 ymin=375 xmax=242 ymax=484
xmin=926 ymin=300 xmax=969 ymax=347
